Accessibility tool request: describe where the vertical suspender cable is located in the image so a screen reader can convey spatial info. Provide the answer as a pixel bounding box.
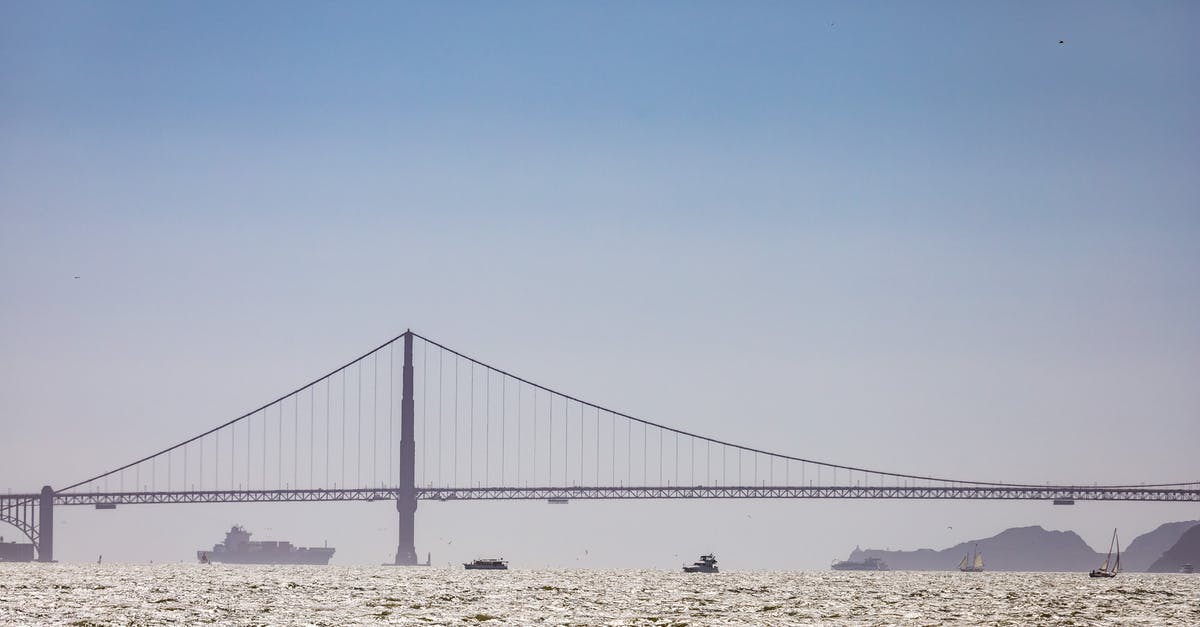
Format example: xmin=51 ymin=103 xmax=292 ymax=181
xmin=548 ymin=394 xmax=553 ymax=485
xmin=326 ymin=377 xmax=330 ymax=488
xmin=356 ymin=361 xmax=362 ymax=488
xmin=563 ymin=397 xmax=568 ymax=484
xmin=501 ymin=375 xmax=506 ymax=486
xmin=486 ymin=369 xmax=490 ymax=487
xmin=517 ymin=381 xmax=522 ymax=486
xmin=422 ymin=341 xmax=427 ymax=487
xmin=261 ymin=408 xmax=266 ymax=489
xmin=374 ymin=352 xmax=378 ymax=487
xmin=451 ymin=353 xmax=456 ymax=485
xmin=438 ymin=350 xmax=443 ymax=487
xmin=578 ymin=402 xmax=583 ymax=485
xmin=659 ymin=429 xmax=663 ymax=485
xmin=533 ymin=389 xmax=537 ymax=485
xmin=310 ymin=384 xmax=314 ymax=488
xmin=278 ymin=404 xmax=283 ymax=487
xmin=341 ymin=369 xmax=346 ymax=488
xmin=470 ymin=363 xmax=474 ymax=487
xmin=454 ymin=356 xmax=458 ymax=488
xmin=293 ymin=395 xmax=298 ymax=487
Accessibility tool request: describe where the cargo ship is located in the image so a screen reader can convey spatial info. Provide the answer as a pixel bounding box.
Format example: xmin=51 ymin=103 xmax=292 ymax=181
xmin=831 ymin=556 xmax=889 ymax=571
xmin=196 ymin=525 xmax=334 ymax=565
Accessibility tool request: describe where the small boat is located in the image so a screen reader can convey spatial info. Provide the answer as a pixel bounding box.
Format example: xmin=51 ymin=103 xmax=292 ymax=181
xmin=1181 ymin=564 xmax=1194 ymax=574
xmin=683 ymin=554 xmax=718 ymax=573
xmin=958 ymin=544 xmax=984 ymax=572
xmin=199 ymin=552 xmax=209 ymax=564
xmin=1089 ymin=528 xmax=1120 ymax=578
xmin=831 ymin=556 xmax=889 ymax=571
xmin=464 ymin=558 xmax=508 ymax=570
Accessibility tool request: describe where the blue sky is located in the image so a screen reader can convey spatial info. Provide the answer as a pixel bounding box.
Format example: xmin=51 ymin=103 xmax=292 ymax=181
xmin=1 ymin=1 xmax=1198 ymax=566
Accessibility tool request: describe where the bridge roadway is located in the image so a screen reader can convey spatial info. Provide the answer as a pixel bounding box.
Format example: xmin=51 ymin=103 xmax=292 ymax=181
xmin=5 ymin=484 xmax=1199 ymax=507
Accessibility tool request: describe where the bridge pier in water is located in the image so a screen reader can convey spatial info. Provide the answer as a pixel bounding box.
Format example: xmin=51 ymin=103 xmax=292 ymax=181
xmin=38 ymin=485 xmax=53 ymax=562
xmin=392 ymin=331 xmax=420 ymax=565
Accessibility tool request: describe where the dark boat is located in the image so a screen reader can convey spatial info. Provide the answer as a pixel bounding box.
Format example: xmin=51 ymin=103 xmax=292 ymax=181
xmin=196 ymin=525 xmax=334 ymax=565
xmin=683 ymin=554 xmax=718 ymax=573
xmin=831 ymin=556 xmax=889 ymax=571
xmin=464 ymin=558 xmax=508 ymax=570
xmin=1089 ymin=528 xmax=1120 ymax=578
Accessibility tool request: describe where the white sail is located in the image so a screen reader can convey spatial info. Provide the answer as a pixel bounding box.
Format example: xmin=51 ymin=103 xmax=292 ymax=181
xmin=1113 ymin=533 xmax=1121 ymax=573
xmin=959 ymin=555 xmax=969 ymax=569
xmin=1099 ymin=528 xmax=1117 ymax=573
xmin=974 ymin=553 xmax=984 ymax=570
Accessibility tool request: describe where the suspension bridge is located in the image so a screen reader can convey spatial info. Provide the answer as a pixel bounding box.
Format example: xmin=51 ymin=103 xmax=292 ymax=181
xmin=4 ymin=330 xmax=1198 ymax=562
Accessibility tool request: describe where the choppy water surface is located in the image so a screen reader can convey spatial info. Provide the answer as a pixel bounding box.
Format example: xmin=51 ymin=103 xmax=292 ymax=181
xmin=2 ymin=565 xmax=1197 ymax=625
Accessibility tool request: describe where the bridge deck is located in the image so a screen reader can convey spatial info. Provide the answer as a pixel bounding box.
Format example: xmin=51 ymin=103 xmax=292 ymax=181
xmin=11 ymin=484 xmax=1196 ymax=506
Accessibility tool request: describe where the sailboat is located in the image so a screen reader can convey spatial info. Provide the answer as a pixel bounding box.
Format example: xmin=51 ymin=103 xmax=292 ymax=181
xmin=1089 ymin=529 xmax=1120 ymax=578
xmin=958 ymin=544 xmax=984 ymax=572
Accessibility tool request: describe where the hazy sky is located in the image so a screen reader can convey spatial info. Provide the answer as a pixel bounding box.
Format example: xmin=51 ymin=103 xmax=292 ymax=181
xmin=2 ymin=1 xmax=1198 ymax=568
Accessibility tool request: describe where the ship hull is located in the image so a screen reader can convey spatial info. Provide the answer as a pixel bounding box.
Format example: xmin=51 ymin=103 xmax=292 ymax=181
xmin=0 ymin=542 xmax=36 ymax=563
xmin=197 ymin=548 xmax=334 ymax=565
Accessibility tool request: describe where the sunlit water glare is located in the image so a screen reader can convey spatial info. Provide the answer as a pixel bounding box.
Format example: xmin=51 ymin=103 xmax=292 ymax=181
xmin=2 ymin=564 xmax=1198 ymax=625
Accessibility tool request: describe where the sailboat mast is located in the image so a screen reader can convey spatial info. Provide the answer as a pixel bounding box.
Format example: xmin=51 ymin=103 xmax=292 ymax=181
xmin=1100 ymin=528 xmax=1116 ymax=572
xmin=1113 ymin=531 xmax=1120 ymax=572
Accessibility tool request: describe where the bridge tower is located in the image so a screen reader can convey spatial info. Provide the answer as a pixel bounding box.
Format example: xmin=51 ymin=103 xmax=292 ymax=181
xmin=393 ymin=331 xmax=420 ymax=565
xmin=38 ymin=485 xmax=53 ymax=562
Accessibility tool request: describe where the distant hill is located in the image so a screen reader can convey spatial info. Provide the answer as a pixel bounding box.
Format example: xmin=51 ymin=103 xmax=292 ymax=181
xmin=1122 ymin=520 xmax=1200 ymax=572
xmin=847 ymin=521 xmax=1200 ymax=572
xmin=1148 ymin=523 xmax=1200 ymax=573
xmin=851 ymin=526 xmax=1098 ymax=572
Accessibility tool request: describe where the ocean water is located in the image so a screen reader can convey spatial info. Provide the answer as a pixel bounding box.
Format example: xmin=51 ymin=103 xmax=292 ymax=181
xmin=2 ymin=565 xmax=1197 ymax=625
